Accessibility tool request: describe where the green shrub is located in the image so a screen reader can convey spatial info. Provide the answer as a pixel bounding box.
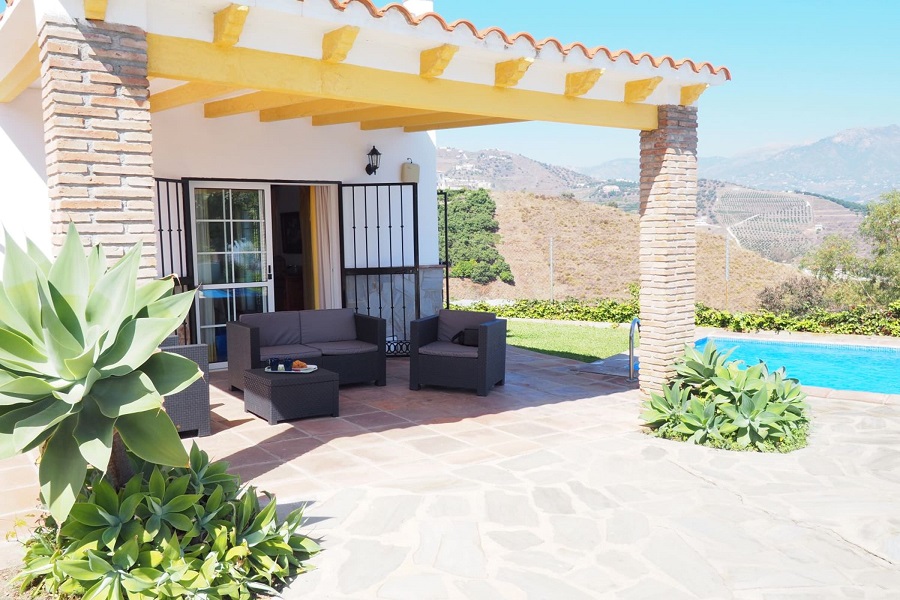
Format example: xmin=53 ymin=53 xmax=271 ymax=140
xmin=15 ymin=443 xmax=320 ymax=599
xmin=439 ymin=189 xmax=514 ymax=285
xmin=461 ymin=297 xmax=639 ymax=324
xmin=641 ymin=341 xmax=810 ymax=452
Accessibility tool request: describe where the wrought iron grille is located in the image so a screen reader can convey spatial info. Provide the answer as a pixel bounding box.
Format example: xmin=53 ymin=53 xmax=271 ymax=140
xmin=340 ymin=183 xmax=419 ymax=356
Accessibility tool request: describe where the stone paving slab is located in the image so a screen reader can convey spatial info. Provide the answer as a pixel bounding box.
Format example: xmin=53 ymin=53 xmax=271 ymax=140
xmin=1 ymin=345 xmax=899 ymax=598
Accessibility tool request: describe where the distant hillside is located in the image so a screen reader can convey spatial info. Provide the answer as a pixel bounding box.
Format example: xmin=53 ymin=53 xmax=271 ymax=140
xmin=437 ymin=147 xmax=639 ymax=208
xmin=704 ymin=126 xmax=900 ymax=202
xmin=450 ymin=191 xmax=802 ymax=311
xmin=583 ymin=126 xmax=900 ymax=203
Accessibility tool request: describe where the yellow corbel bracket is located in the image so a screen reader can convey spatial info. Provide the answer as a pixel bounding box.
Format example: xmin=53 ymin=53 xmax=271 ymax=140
xmin=495 ymin=57 xmax=534 ymax=88
xmin=565 ymin=69 xmax=604 ymax=97
xmin=214 ymin=4 xmax=250 ymax=48
xmin=84 ymin=0 xmax=108 ymax=20
xmin=420 ymin=44 xmax=458 ymax=79
xmin=624 ymin=76 xmax=663 ymax=103
xmin=680 ymin=83 xmax=709 ymax=106
xmin=322 ymin=26 xmax=360 ymax=63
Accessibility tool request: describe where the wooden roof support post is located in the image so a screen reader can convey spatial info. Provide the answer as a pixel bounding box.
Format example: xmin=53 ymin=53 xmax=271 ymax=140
xmin=214 ymin=4 xmax=250 ymax=47
xmin=420 ymin=44 xmax=458 ymax=79
xmin=322 ymin=26 xmax=359 ymax=63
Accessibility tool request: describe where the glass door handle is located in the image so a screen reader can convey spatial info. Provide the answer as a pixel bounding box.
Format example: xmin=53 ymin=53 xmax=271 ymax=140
xmin=267 ymin=264 xmax=272 ymax=280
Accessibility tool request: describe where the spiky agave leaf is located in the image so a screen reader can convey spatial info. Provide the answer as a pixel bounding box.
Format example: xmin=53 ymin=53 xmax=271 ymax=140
xmin=0 ymin=224 xmax=202 ymax=522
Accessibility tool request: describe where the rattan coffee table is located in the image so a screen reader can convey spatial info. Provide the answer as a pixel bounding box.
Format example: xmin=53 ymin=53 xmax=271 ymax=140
xmin=243 ymin=367 xmax=339 ymax=424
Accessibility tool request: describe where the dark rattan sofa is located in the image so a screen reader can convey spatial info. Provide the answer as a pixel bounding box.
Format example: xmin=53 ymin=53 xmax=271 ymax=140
xmin=409 ymin=309 xmax=506 ymax=397
xmin=226 ymin=308 xmax=386 ymax=391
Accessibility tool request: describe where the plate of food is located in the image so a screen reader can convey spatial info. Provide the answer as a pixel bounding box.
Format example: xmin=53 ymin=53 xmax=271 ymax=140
xmin=265 ymin=360 xmax=318 ymax=374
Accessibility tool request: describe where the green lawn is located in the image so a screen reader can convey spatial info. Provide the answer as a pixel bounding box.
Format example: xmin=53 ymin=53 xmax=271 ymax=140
xmin=506 ymin=320 xmax=633 ymax=363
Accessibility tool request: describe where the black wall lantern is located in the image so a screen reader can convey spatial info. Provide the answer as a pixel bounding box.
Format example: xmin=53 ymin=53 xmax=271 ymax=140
xmin=365 ymin=146 xmax=381 ymax=175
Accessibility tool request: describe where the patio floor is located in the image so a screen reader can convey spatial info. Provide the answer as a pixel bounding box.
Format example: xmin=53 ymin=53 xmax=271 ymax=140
xmin=2 ymin=346 xmax=900 ymax=598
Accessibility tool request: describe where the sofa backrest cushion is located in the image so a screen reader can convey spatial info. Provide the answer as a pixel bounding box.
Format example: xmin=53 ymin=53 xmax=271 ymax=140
xmin=300 ymin=308 xmax=357 ymax=343
xmin=239 ymin=311 xmax=301 ymax=347
xmin=437 ymin=309 xmax=495 ymax=343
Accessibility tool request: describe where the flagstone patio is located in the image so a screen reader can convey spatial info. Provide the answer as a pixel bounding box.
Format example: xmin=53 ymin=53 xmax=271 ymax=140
xmin=2 ymin=346 xmax=900 ymax=598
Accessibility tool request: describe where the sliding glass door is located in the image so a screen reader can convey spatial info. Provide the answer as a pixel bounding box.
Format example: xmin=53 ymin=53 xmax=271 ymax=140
xmin=189 ymin=182 xmax=274 ymax=366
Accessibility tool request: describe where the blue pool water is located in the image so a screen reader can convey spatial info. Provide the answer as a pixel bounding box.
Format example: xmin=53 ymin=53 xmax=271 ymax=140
xmin=694 ymin=337 xmax=900 ymax=394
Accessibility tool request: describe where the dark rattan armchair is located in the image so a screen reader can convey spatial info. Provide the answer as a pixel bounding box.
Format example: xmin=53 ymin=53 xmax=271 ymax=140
xmin=158 ymin=342 xmax=211 ymax=437
xmin=409 ymin=309 xmax=506 ymax=396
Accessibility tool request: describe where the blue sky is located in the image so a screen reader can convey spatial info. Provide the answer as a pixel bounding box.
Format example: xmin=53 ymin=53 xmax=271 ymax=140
xmin=432 ymin=0 xmax=900 ymax=168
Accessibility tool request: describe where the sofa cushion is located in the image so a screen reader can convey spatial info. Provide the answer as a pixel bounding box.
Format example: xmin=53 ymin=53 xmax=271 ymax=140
xmin=419 ymin=341 xmax=478 ymax=358
xmin=300 ymin=308 xmax=357 ymax=343
xmin=240 ymin=311 xmax=301 ymax=347
xmin=436 ymin=309 xmax=495 ymax=343
xmin=259 ymin=344 xmax=322 ymax=360
xmin=307 ymin=340 xmax=378 ymax=356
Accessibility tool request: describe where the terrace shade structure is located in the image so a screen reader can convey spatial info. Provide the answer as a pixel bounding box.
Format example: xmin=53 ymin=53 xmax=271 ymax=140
xmin=0 ymin=0 xmax=729 ymax=395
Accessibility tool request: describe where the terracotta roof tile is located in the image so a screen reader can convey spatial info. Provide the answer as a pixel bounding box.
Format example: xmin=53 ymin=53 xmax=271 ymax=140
xmin=327 ymin=0 xmax=731 ymax=80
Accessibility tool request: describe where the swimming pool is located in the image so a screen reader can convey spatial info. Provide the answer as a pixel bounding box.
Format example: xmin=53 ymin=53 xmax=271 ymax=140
xmin=694 ymin=337 xmax=900 ymax=395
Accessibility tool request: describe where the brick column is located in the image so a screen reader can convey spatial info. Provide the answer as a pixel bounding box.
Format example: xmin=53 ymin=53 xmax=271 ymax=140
xmin=39 ymin=18 xmax=156 ymax=278
xmin=638 ymin=105 xmax=698 ymax=396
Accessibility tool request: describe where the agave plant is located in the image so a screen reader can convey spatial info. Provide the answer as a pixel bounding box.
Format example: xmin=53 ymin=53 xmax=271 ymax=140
xmin=640 ymin=382 xmax=691 ymax=436
xmin=0 ymin=224 xmax=201 ymax=522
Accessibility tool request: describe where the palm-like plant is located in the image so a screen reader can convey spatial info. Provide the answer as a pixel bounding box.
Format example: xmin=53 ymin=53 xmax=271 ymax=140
xmin=0 ymin=224 xmax=201 ymax=522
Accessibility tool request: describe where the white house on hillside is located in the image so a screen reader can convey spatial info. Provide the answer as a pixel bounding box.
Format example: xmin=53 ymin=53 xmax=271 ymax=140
xmin=0 ymin=0 xmax=729 ymax=392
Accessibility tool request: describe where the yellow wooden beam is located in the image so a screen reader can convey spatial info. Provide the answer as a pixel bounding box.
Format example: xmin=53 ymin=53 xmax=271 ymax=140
xmin=146 ymin=35 xmax=659 ymax=130
xmin=565 ymin=69 xmax=604 ymax=98
xmin=204 ymin=91 xmax=314 ymax=118
xmin=84 ymin=0 xmax=107 ymax=20
xmin=260 ymin=98 xmax=373 ymax=122
xmin=150 ymin=82 xmax=237 ymax=113
xmin=361 ymin=111 xmax=487 ymax=131
xmin=680 ymin=83 xmax=709 ymax=106
xmin=420 ymin=44 xmax=458 ymax=79
xmin=495 ymin=57 xmax=534 ymax=88
xmin=213 ymin=4 xmax=250 ymax=48
xmin=322 ymin=26 xmax=359 ymax=63
xmin=0 ymin=43 xmax=40 ymax=103
xmin=624 ymin=76 xmax=663 ymax=103
xmin=405 ymin=117 xmax=523 ymax=133
xmin=312 ymin=106 xmax=432 ymax=127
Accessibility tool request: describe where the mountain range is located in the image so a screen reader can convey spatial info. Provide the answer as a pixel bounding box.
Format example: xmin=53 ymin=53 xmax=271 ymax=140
xmin=580 ymin=125 xmax=900 ymax=202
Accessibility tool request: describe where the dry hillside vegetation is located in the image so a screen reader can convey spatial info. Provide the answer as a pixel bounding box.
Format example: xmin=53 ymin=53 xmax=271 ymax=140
xmin=449 ymin=191 xmax=801 ymax=311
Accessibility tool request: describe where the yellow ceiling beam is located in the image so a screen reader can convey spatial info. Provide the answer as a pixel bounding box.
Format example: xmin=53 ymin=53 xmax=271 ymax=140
xmin=0 ymin=43 xmax=40 ymax=103
xmin=322 ymin=26 xmax=359 ymax=63
xmin=495 ymin=57 xmax=534 ymax=88
xmin=84 ymin=0 xmax=107 ymax=20
xmin=312 ymin=106 xmax=432 ymax=127
xmin=204 ymin=91 xmax=314 ymax=118
xmin=680 ymin=83 xmax=709 ymax=106
xmin=565 ymin=69 xmax=604 ymax=98
xmin=624 ymin=76 xmax=663 ymax=103
xmin=405 ymin=117 xmax=522 ymax=133
xmin=146 ymin=34 xmax=659 ymax=131
xmin=420 ymin=44 xmax=458 ymax=79
xmin=213 ymin=4 xmax=250 ymax=48
xmin=260 ymin=98 xmax=373 ymax=122
xmin=150 ymin=82 xmax=237 ymax=113
xmin=361 ymin=111 xmax=488 ymax=131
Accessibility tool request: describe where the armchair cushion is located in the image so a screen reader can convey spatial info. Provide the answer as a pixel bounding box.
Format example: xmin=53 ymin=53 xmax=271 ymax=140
xmin=307 ymin=340 xmax=378 ymax=355
xmin=436 ymin=309 xmax=496 ymax=343
xmin=300 ymin=308 xmax=356 ymax=343
xmin=240 ymin=311 xmax=301 ymax=347
xmin=260 ymin=344 xmax=322 ymax=361
xmin=418 ymin=341 xmax=478 ymax=358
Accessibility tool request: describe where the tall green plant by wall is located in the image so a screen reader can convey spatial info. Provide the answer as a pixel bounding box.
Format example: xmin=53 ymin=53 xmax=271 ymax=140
xmin=0 ymin=225 xmax=321 ymax=598
xmin=439 ymin=188 xmax=514 ymax=284
xmin=0 ymin=224 xmax=200 ymax=523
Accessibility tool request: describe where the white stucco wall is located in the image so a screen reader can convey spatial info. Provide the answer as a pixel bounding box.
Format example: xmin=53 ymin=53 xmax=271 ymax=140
xmin=0 ymin=88 xmax=51 ymax=253
xmin=151 ymin=105 xmax=440 ymax=265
